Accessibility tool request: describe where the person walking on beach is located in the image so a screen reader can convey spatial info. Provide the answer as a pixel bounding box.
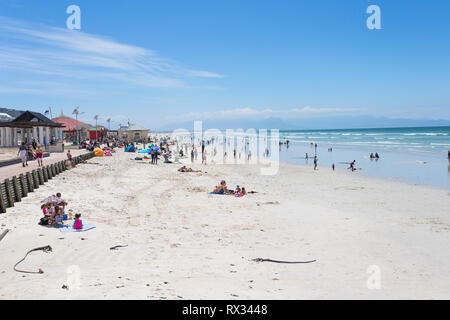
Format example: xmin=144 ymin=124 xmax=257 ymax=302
xmin=36 ymin=145 xmax=43 ymax=167
xmin=191 ymin=149 xmax=194 ymax=163
xmin=349 ymin=160 xmax=356 ymax=171
xmin=202 ymin=150 xmax=207 ymax=165
xmin=313 ymin=156 xmax=318 ymax=170
xmin=18 ymin=142 xmax=28 ymax=167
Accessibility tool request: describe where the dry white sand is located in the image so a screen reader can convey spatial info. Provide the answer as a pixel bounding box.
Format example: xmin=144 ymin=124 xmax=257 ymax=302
xmin=0 ymin=149 xmax=449 ymax=300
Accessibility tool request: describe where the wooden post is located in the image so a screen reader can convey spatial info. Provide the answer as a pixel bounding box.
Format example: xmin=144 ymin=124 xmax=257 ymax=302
xmin=26 ymin=172 xmax=34 ymax=192
xmin=19 ymin=174 xmax=28 ymax=197
xmin=32 ymin=170 xmax=40 ymax=189
xmin=38 ymin=169 xmax=44 ymax=185
xmin=52 ymin=164 xmax=57 ymax=176
xmin=46 ymin=165 xmax=53 ymax=179
xmin=12 ymin=176 xmax=22 ymax=202
xmin=43 ymin=166 xmax=49 ymax=182
xmin=0 ymin=183 xmax=7 ymax=213
xmin=4 ymin=179 xmax=15 ymax=208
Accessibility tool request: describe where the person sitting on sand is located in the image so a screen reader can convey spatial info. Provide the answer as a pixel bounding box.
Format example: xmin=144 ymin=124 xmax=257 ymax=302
xmin=163 ymin=153 xmax=173 ymax=163
xmin=73 ymin=214 xmax=83 ymax=230
xmin=178 ymin=166 xmax=201 ymax=173
xmin=234 ymin=185 xmax=246 ymax=197
xmin=53 ymin=193 xmax=68 ymax=214
xmin=50 ymin=205 xmax=63 ymax=226
xmin=213 ymin=180 xmax=228 ymax=194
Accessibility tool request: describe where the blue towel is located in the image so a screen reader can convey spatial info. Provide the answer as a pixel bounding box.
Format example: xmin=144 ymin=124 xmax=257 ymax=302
xmin=60 ymin=224 xmax=96 ymax=233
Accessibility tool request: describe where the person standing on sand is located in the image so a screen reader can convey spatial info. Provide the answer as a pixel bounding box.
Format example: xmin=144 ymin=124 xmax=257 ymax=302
xmin=202 ymin=150 xmax=207 ymax=165
xmin=32 ymin=138 xmax=37 ymax=150
xmin=313 ymin=156 xmax=318 ymax=170
xmin=191 ymin=149 xmax=194 ymax=163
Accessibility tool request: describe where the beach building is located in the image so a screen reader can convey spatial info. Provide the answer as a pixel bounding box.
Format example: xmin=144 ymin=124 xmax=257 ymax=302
xmin=118 ymin=123 xmax=149 ymax=142
xmin=0 ymin=107 xmax=64 ymax=148
xmin=52 ymin=113 xmax=90 ymax=142
xmin=89 ymin=126 xmax=107 ymax=142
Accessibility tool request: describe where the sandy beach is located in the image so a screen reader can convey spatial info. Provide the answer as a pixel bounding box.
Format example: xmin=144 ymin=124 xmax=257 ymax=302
xmin=0 ymin=148 xmax=449 ymax=300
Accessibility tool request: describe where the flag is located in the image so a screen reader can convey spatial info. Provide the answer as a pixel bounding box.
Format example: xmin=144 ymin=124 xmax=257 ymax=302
xmin=44 ymin=109 xmax=50 ymax=115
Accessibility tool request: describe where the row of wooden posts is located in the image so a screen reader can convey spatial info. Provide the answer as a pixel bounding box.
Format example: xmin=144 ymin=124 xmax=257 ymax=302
xmin=0 ymin=152 xmax=95 ymax=214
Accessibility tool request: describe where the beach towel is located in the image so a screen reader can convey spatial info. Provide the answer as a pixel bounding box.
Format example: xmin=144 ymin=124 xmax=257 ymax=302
xmin=60 ymin=224 xmax=96 ymax=233
xmin=125 ymin=145 xmax=136 ymax=153
xmin=208 ymin=192 xmax=231 ymax=195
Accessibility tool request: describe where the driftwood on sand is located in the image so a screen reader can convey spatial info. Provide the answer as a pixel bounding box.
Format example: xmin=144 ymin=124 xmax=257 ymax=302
xmin=0 ymin=229 xmax=9 ymax=242
xmin=252 ymin=258 xmax=316 ymax=264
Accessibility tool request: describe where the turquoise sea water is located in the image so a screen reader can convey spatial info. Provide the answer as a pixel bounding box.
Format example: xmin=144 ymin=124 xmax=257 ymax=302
xmin=176 ymin=126 xmax=450 ymax=189
xmin=277 ymin=126 xmax=450 ymax=189
xmin=279 ymin=126 xmax=450 ymax=158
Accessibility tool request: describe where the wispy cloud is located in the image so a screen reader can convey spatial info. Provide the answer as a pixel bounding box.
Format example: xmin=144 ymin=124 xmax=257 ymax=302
xmin=0 ymin=16 xmax=223 ymax=91
xmin=162 ymin=106 xmax=367 ymax=124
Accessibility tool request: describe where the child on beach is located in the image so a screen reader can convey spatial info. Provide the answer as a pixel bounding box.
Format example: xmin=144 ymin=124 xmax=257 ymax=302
xmin=73 ymin=214 xmax=83 ymax=230
xmin=36 ymin=145 xmax=43 ymax=167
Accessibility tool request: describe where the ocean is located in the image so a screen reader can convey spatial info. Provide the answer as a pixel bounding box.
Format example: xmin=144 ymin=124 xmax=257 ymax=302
xmin=277 ymin=126 xmax=450 ymax=189
xmin=174 ymin=126 xmax=450 ymax=189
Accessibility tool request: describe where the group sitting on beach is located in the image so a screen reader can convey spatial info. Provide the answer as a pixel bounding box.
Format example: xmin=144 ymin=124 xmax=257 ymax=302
xmin=39 ymin=193 xmax=84 ymax=229
xmin=212 ymin=180 xmax=248 ymax=197
xmin=40 ymin=193 xmax=68 ymax=226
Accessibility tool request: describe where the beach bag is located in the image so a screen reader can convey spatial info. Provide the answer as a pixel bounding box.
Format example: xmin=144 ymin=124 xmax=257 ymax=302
xmin=39 ymin=217 xmax=49 ymax=226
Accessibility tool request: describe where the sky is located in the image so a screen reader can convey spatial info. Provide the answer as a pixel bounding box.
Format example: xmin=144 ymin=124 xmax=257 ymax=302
xmin=0 ymin=0 xmax=449 ymax=129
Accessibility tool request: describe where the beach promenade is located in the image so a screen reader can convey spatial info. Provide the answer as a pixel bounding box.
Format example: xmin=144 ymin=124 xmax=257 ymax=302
xmin=0 ymin=149 xmax=89 ymax=181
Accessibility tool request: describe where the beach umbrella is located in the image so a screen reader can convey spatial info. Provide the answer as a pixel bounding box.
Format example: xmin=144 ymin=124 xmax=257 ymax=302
xmin=41 ymin=195 xmax=57 ymax=203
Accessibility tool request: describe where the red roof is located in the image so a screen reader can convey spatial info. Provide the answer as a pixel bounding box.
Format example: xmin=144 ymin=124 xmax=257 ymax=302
xmin=52 ymin=117 xmax=89 ymax=132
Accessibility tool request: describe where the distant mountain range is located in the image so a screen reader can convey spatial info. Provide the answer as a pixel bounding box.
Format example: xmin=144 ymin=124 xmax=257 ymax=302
xmin=155 ymin=116 xmax=450 ymax=131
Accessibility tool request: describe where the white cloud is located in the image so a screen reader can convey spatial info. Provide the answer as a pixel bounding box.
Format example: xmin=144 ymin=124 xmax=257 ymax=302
xmin=0 ymin=16 xmax=223 ymax=90
xmin=162 ymin=106 xmax=366 ymax=123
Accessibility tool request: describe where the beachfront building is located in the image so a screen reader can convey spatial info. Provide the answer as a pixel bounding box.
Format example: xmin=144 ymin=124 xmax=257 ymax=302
xmin=118 ymin=123 xmax=149 ymax=142
xmin=0 ymin=107 xmax=64 ymax=148
xmin=89 ymin=126 xmax=107 ymax=142
xmin=52 ymin=113 xmax=90 ymax=142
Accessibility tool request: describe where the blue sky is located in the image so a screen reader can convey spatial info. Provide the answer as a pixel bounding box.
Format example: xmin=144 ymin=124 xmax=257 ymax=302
xmin=0 ymin=0 xmax=449 ymax=129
